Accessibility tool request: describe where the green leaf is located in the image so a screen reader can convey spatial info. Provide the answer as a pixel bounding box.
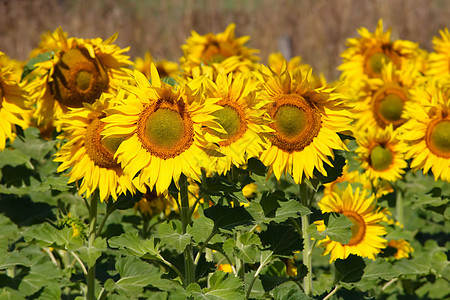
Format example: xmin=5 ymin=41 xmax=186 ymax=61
xmin=0 ymin=250 xmax=32 ymax=269
xmin=313 ymin=150 xmax=346 ymax=184
xmin=107 ymin=256 xmax=170 ymax=297
xmin=38 ymin=283 xmax=61 ymax=300
xmin=158 ymin=221 xmax=192 ymax=252
xmin=334 ymin=255 xmax=365 ymax=283
xmin=187 ymin=214 xmax=217 ymax=244
xmin=258 ymin=224 xmax=302 ymax=256
xmin=0 ymin=149 xmax=32 ymax=169
xmin=12 ymin=127 xmax=58 ymax=160
xmin=0 ymin=215 xmax=20 ymax=250
xmin=272 ymin=281 xmax=310 ymax=300
xmin=307 ymin=214 xmax=352 ymax=244
xmin=23 ymin=223 xmax=81 ymax=250
xmin=349 ymin=259 xmax=401 ymax=292
xmin=223 ymin=232 xmax=261 ymax=264
xmin=204 ymin=204 xmax=254 ymax=232
xmin=244 ymin=271 xmax=265 ymax=299
xmin=108 ymin=232 xmax=160 ymax=259
xmin=71 ymin=237 xmax=107 ymax=268
xmin=187 ymin=271 xmax=244 ymax=299
xmin=18 ymin=260 xmax=63 ymax=296
xmin=248 ymin=196 xmax=311 ymax=224
xmin=21 ymin=51 xmax=54 ymax=81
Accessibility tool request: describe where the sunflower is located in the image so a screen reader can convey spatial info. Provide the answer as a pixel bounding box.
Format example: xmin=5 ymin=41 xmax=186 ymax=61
xmin=254 ymin=64 xmax=352 ymax=183
xmin=353 ymin=62 xmax=421 ymax=131
xmin=201 ymin=72 xmax=273 ymax=174
xmin=102 ymin=65 xmax=223 ymax=194
xmin=386 ymin=239 xmax=414 ymax=260
xmin=26 ymin=27 xmax=133 ymax=131
xmin=134 ymin=51 xmax=179 ymax=79
xmin=400 ymin=79 xmax=450 ymax=182
xmin=54 ymin=94 xmax=138 ymax=202
xmin=180 ymin=23 xmax=259 ymax=75
xmin=134 ymin=187 xmax=172 ymax=217
xmin=355 ymin=125 xmax=408 ymax=182
xmin=427 ymin=28 xmax=450 ymax=77
xmin=316 ymin=185 xmax=387 ymax=263
xmin=339 ymin=19 xmax=424 ymax=81
xmin=0 ymin=52 xmax=31 ymax=150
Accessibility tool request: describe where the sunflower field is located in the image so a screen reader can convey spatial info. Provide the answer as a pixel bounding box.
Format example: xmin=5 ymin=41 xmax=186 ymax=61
xmin=0 ymin=19 xmax=449 ymax=300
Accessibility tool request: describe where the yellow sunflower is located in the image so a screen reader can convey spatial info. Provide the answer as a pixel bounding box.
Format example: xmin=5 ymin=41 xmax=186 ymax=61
xmin=353 ymin=62 xmax=421 ymax=131
xmin=0 ymin=52 xmax=31 ymax=150
xmin=102 ymin=65 xmax=223 ymax=194
xmin=400 ymin=80 xmax=450 ymax=182
xmin=386 ymin=239 xmax=414 ymax=260
xmin=255 ymin=64 xmax=352 ymax=183
xmin=134 ymin=51 xmax=179 ymax=79
xmin=26 ymin=27 xmax=133 ymax=131
xmin=54 ymin=94 xmax=138 ymax=202
xmin=316 ymin=186 xmax=387 ymax=263
xmin=201 ymin=72 xmax=273 ymax=174
xmin=339 ymin=19 xmax=424 ymax=81
xmin=355 ymin=125 xmax=408 ymax=182
xmin=427 ymin=28 xmax=450 ymax=77
xmin=180 ymin=23 xmax=259 ymax=75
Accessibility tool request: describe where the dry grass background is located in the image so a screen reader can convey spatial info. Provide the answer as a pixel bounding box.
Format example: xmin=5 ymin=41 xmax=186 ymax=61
xmin=1 ymin=0 xmax=449 ymax=80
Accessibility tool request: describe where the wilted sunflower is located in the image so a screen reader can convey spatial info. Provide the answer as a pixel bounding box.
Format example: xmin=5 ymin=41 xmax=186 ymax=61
xmin=0 ymin=52 xmax=31 ymax=150
xmin=355 ymin=125 xmax=408 ymax=182
xmin=201 ymin=72 xmax=273 ymax=174
xmin=386 ymin=239 xmax=414 ymax=260
xmin=353 ymin=63 xmax=421 ymax=131
xmin=54 ymin=94 xmax=138 ymax=202
xmin=102 ymin=66 xmax=223 ymax=194
xmin=316 ymin=186 xmax=387 ymax=263
xmin=400 ymin=81 xmax=450 ymax=182
xmin=427 ymin=28 xmax=450 ymax=77
xmin=134 ymin=51 xmax=179 ymax=79
xmin=180 ymin=23 xmax=259 ymax=75
xmin=339 ymin=19 xmax=424 ymax=81
xmin=255 ymin=64 xmax=352 ymax=183
xmin=26 ymin=27 xmax=133 ymax=131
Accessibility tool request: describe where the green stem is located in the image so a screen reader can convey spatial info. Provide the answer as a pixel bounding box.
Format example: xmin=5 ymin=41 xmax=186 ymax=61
xmin=180 ymin=174 xmax=195 ymax=288
xmin=323 ymin=284 xmax=341 ymax=300
xmin=302 ymin=214 xmax=313 ymax=297
xmin=396 ymin=189 xmax=405 ymax=227
xmin=246 ymin=251 xmax=273 ymax=299
xmin=87 ymin=193 xmax=98 ymax=300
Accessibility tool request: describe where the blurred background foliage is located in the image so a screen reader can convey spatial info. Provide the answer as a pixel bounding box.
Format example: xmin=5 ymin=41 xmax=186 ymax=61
xmin=1 ymin=0 xmax=449 ymax=80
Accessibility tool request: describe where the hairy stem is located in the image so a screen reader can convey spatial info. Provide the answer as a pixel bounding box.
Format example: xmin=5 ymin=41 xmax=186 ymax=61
xmin=180 ymin=174 xmax=195 ymax=288
xmin=87 ymin=193 xmax=98 ymax=300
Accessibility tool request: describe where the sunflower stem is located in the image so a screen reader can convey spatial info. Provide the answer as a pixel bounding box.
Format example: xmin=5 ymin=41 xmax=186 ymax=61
xmin=87 ymin=192 xmax=98 ymax=300
xmin=302 ymin=214 xmax=313 ymax=297
xmin=396 ymin=188 xmax=405 ymax=227
xmin=180 ymin=174 xmax=195 ymax=289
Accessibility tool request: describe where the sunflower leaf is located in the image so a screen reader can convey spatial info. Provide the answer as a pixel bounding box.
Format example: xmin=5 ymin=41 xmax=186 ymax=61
xmin=258 ymin=223 xmax=302 ymax=256
xmin=157 ymin=220 xmax=192 ymax=252
xmin=272 ymin=281 xmax=310 ymax=300
xmin=307 ymin=214 xmax=352 ymax=244
xmin=187 ymin=271 xmax=244 ymax=299
xmin=204 ymin=204 xmax=254 ymax=232
xmin=21 ymin=51 xmax=54 ymax=81
xmin=108 ymin=232 xmax=160 ymax=259
xmin=71 ymin=237 xmax=107 ymax=268
xmin=334 ymin=255 xmax=366 ymax=283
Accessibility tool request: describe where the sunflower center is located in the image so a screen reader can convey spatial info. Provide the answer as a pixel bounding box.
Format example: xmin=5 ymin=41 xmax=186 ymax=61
xmin=372 ymin=86 xmax=407 ymax=128
xmin=342 ymin=211 xmax=366 ymax=246
xmin=368 ymin=52 xmax=391 ymax=75
xmin=212 ymin=101 xmax=247 ymax=146
xmin=370 ymin=144 xmax=393 ymax=171
xmin=269 ymin=94 xmax=321 ymax=152
xmin=51 ymin=47 xmax=109 ymax=108
xmin=138 ymin=102 xmax=194 ymax=159
xmin=85 ymin=118 xmax=121 ymax=169
xmin=426 ymin=119 xmax=450 ymax=158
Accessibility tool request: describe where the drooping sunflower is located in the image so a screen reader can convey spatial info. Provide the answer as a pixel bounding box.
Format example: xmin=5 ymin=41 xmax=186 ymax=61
xmin=355 ymin=125 xmax=408 ymax=182
xmin=339 ymin=19 xmax=425 ymax=81
xmin=427 ymin=28 xmax=450 ymax=77
xmin=353 ymin=62 xmax=421 ymax=131
xmin=400 ymin=79 xmax=450 ymax=182
xmin=26 ymin=27 xmax=133 ymax=131
xmin=316 ymin=186 xmax=387 ymax=263
xmin=180 ymin=23 xmax=259 ymax=75
xmin=102 ymin=65 xmax=223 ymax=194
xmin=255 ymin=64 xmax=353 ymax=183
xmin=386 ymin=239 xmax=414 ymax=260
xmin=134 ymin=51 xmax=179 ymax=79
xmin=0 ymin=52 xmax=31 ymax=150
xmin=201 ymin=72 xmax=273 ymax=174
xmin=54 ymin=94 xmax=138 ymax=202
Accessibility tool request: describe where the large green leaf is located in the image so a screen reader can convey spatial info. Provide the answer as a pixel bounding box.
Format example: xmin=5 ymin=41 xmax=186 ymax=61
xmin=334 ymin=255 xmax=365 ymax=283
xmin=0 ymin=215 xmax=20 ymax=250
xmin=258 ymin=224 xmax=302 ymax=256
xmin=247 ymin=196 xmax=311 ymax=225
xmin=12 ymin=128 xmax=58 ymax=160
xmin=187 ymin=271 xmax=244 ymax=299
xmin=223 ymin=232 xmax=261 ymax=264
xmin=23 ymin=223 xmax=82 ymax=250
xmin=158 ymin=221 xmax=192 ymax=252
xmin=348 ymin=259 xmax=401 ymax=292
xmin=70 ymin=237 xmax=107 ymax=268
xmin=0 ymin=250 xmax=32 ymax=269
xmin=18 ymin=260 xmax=63 ymax=296
xmin=108 ymin=232 xmax=160 ymax=259
xmin=204 ymin=204 xmax=254 ymax=232
xmin=307 ymin=214 xmax=352 ymax=244
xmin=272 ymin=281 xmax=310 ymax=300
